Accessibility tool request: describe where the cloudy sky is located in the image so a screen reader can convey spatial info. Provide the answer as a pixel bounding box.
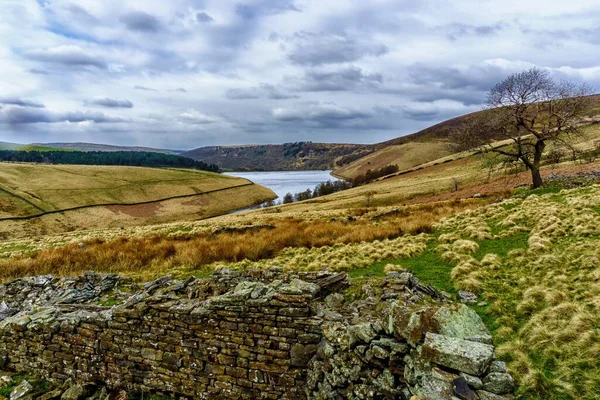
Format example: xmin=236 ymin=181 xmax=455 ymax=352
xmin=0 ymin=0 xmax=599 ymax=150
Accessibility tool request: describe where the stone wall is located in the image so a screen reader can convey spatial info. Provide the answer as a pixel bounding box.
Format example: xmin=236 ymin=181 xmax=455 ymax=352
xmin=0 ymin=270 xmax=515 ymax=400
xmin=0 ymin=273 xmax=328 ymax=399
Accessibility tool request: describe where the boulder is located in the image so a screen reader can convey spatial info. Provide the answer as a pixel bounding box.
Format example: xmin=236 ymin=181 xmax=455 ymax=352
xmin=483 ymin=372 xmax=514 ymax=395
xmin=346 ymin=323 xmax=378 ymax=348
xmin=60 ymin=384 xmax=88 ymax=400
xmin=421 ymin=333 xmax=494 ymax=376
xmin=10 ymin=380 xmax=33 ymax=400
xmin=433 ymin=304 xmax=493 ymax=344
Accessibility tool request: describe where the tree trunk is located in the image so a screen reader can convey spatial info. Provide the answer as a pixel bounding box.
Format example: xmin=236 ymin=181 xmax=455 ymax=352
xmin=531 ymin=166 xmax=543 ymax=188
xmin=530 ymin=139 xmax=546 ymax=189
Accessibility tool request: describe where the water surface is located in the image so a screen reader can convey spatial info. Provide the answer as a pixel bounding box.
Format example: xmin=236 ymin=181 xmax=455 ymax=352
xmin=224 ymin=170 xmax=339 ymax=201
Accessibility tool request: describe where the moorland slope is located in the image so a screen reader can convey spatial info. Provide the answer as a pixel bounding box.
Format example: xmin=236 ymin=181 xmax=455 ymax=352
xmin=182 ymin=142 xmax=371 ymax=171
xmin=0 ymin=163 xmax=275 ymax=237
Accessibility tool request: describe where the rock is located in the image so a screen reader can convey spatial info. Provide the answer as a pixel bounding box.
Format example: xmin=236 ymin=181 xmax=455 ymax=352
xmin=473 ymin=193 xmax=483 ymax=199
xmin=458 ymin=291 xmax=478 ymax=304
xmin=460 ymin=373 xmax=483 ymax=389
xmin=483 ymin=372 xmax=514 ymax=395
xmin=290 ymin=343 xmax=318 ymax=367
xmin=489 ymin=360 xmax=507 ymax=373
xmin=324 ymin=293 xmax=344 ymax=310
xmin=421 ymin=333 xmax=495 ymax=376
xmin=346 ymin=323 xmax=378 ymax=347
xmin=0 ymin=375 xmax=12 ymax=388
xmin=0 ymin=302 xmax=16 ymax=321
xmin=453 ymin=377 xmax=477 ymax=400
xmin=0 ymin=354 xmax=7 ymax=368
xmin=87 ymin=387 xmax=110 ymax=400
xmin=60 ymin=383 xmax=88 ymax=400
xmin=476 ymin=390 xmax=512 ymax=400
xmin=411 ymin=375 xmax=454 ymax=399
xmin=370 ymin=345 xmax=389 ymax=359
xmin=433 ymin=304 xmax=493 ymax=344
xmin=10 ymin=380 xmax=33 ymax=400
xmin=38 ymin=389 xmax=63 ymax=400
xmin=77 ymin=243 xmax=85 ymax=249
xmin=391 ymin=306 xmax=430 ymax=346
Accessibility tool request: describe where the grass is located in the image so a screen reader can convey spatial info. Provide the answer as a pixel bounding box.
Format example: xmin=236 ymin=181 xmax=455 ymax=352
xmin=0 ymin=200 xmax=461 ymax=281
xmin=0 ymin=163 xmax=276 ymax=238
xmin=334 ymin=140 xmax=453 ymax=180
xmin=0 ymin=163 xmax=259 ymax=211
xmin=433 ymin=185 xmax=600 ymax=399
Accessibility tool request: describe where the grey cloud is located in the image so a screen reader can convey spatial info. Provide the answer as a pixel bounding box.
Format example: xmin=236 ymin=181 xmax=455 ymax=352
xmin=409 ymin=63 xmax=516 ymax=91
xmin=171 ymin=88 xmax=188 ymax=93
xmin=287 ymin=32 xmax=388 ymax=65
xmin=235 ymin=1 xmax=299 ymax=20
xmin=26 ymin=46 xmax=107 ymax=69
xmin=134 ymin=85 xmax=158 ymax=92
xmin=86 ymin=98 xmax=134 ymax=108
xmin=0 ymin=97 xmax=45 ymax=108
xmin=177 ymin=111 xmax=217 ymax=125
xmin=445 ymin=23 xmax=505 ymax=41
xmin=260 ymin=84 xmax=299 ymax=100
xmin=0 ymin=107 xmax=125 ymax=124
xmin=272 ymin=103 xmax=371 ymax=123
xmin=196 ymin=12 xmax=214 ymax=23
xmin=226 ymin=88 xmax=261 ymax=100
xmin=287 ymin=67 xmax=383 ymax=92
xmin=120 ymin=11 xmax=162 ymax=32
xmin=401 ymin=106 xmax=442 ymax=121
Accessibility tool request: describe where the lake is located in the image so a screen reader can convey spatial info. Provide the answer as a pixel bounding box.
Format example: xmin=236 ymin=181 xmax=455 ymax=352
xmin=224 ymin=170 xmax=339 ymax=201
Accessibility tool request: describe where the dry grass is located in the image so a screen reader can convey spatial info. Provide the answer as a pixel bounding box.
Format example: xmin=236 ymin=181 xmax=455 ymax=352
xmin=0 ymin=163 xmax=254 ymax=212
xmin=0 ymin=199 xmax=482 ymax=281
xmin=334 ymin=140 xmax=453 ymax=180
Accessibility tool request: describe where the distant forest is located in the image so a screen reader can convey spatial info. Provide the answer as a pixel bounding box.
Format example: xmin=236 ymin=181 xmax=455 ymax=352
xmin=0 ymin=150 xmax=219 ymax=172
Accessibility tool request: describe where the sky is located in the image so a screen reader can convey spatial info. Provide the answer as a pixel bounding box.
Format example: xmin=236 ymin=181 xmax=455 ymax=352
xmin=0 ymin=0 xmax=599 ymax=150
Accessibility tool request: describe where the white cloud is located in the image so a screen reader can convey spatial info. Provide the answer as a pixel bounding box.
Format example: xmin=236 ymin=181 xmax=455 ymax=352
xmin=0 ymin=0 xmax=598 ymax=148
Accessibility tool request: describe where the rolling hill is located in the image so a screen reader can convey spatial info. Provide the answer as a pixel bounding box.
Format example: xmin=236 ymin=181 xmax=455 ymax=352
xmin=0 ymin=163 xmax=275 ymax=237
xmin=334 ymin=94 xmax=600 ymax=180
xmin=181 ymin=142 xmax=371 ymax=171
xmin=34 ymin=142 xmax=181 ymax=154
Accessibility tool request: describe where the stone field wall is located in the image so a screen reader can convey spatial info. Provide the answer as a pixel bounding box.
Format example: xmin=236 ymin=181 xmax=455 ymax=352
xmin=0 ymin=270 xmax=516 ymax=399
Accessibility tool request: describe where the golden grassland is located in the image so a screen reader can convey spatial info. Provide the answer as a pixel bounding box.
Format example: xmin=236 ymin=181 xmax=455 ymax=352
xmin=0 ymin=163 xmax=256 ymax=212
xmin=0 ymin=199 xmax=482 ymax=281
xmin=333 ymin=140 xmax=453 ymax=180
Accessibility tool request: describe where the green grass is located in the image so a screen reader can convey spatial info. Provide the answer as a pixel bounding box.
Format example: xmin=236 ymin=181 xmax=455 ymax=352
xmin=474 ymin=231 xmax=529 ymax=259
xmin=396 ymin=241 xmax=456 ymax=293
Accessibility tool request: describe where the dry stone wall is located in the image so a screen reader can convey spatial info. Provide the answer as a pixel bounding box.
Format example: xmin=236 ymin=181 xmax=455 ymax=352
xmin=0 ymin=270 xmax=515 ymax=400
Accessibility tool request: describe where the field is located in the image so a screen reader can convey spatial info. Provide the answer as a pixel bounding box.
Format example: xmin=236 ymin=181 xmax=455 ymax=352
xmin=333 ymin=140 xmax=453 ymax=180
xmin=0 ymin=163 xmax=276 ymax=237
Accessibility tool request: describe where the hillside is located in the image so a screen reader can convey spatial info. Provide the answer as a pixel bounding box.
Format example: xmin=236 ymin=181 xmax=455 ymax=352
xmin=181 ymin=142 xmax=371 ymax=171
xmin=36 ymin=142 xmax=181 ymax=154
xmin=334 ymin=95 xmax=600 ymax=180
xmin=0 ymin=163 xmax=275 ymax=237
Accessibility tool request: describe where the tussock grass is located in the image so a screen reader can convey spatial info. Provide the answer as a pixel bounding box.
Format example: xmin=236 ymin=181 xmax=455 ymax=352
xmin=434 ymin=185 xmax=600 ymax=399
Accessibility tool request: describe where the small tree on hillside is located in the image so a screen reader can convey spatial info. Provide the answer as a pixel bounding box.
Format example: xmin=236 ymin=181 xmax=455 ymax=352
xmin=451 ymin=68 xmax=593 ymax=188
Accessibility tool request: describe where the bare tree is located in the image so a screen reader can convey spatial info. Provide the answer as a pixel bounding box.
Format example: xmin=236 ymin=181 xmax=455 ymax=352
xmin=452 ymin=68 xmax=593 ymax=188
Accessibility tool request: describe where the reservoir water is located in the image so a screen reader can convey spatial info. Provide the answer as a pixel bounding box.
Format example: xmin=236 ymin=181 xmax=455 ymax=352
xmin=224 ymin=170 xmax=339 ymax=201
